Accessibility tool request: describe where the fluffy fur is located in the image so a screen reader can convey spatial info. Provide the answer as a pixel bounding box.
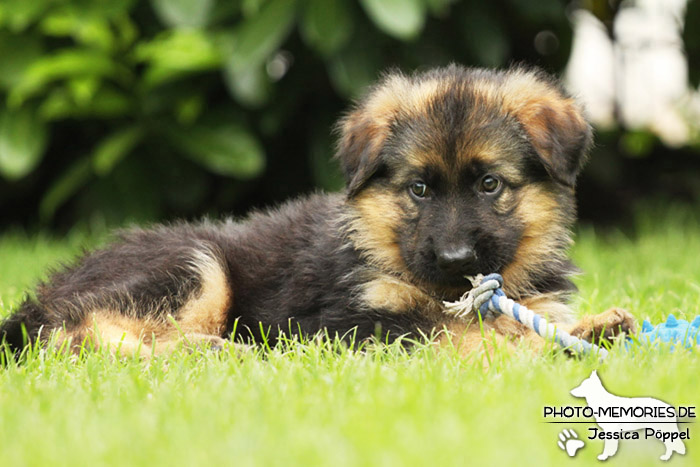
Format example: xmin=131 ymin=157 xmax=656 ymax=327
xmin=0 ymin=65 xmax=635 ymax=357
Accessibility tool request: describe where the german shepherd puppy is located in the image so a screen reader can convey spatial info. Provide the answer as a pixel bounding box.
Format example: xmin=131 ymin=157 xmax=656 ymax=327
xmin=0 ymin=65 xmax=635 ymax=357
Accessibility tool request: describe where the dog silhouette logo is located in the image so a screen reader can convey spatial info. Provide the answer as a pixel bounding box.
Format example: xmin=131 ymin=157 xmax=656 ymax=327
xmin=570 ymin=370 xmax=686 ymax=461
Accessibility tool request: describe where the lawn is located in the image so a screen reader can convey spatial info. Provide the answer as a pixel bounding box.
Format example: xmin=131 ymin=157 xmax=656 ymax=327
xmin=1 ymin=207 xmax=699 ymax=466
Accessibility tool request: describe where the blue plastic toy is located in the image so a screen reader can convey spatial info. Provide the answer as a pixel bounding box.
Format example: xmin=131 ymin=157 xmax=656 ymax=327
xmin=634 ymin=315 xmax=700 ymax=349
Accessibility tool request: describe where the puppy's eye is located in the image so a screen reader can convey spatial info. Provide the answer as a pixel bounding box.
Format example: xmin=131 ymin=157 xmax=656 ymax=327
xmin=479 ymin=175 xmax=501 ymax=194
xmin=409 ymin=181 xmax=429 ymax=199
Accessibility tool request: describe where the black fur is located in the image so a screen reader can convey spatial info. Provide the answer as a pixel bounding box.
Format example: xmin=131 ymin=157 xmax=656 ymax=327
xmin=2 ymin=194 xmax=435 ymax=349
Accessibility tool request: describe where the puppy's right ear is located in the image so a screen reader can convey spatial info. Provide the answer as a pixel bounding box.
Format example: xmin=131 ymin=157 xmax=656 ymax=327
xmin=335 ymin=109 xmax=390 ymax=197
xmin=335 ymin=75 xmax=405 ymax=197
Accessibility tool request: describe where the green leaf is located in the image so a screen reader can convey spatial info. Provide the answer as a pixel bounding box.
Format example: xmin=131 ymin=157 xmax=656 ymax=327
xmin=359 ymin=0 xmax=425 ymax=40
xmin=135 ymin=29 xmax=222 ymax=87
xmin=224 ymin=0 xmax=297 ymax=71
xmin=39 ymin=10 xmax=115 ymax=51
xmin=620 ymin=131 xmax=655 ymax=158
xmin=424 ymin=0 xmax=455 ymax=17
xmin=92 ymin=126 xmax=143 ymax=176
xmin=39 ymin=84 xmax=132 ymax=120
xmin=460 ymin=5 xmax=509 ymax=67
xmin=167 ymin=121 xmax=265 ymax=179
xmin=149 ymin=0 xmax=214 ymax=28
xmin=309 ymin=124 xmax=344 ymax=191
xmin=222 ymin=63 xmax=272 ymax=108
xmin=113 ymin=15 xmax=138 ymax=49
xmin=0 ymin=107 xmax=48 ymax=180
xmin=63 ymin=0 xmax=136 ymax=19
xmin=175 ymin=93 xmax=205 ymax=125
xmin=0 ymin=0 xmax=51 ymax=31
xmin=241 ymin=0 xmax=268 ymax=17
xmin=68 ymin=77 xmax=100 ymax=106
xmin=505 ymin=0 xmax=565 ymax=22
xmin=327 ymin=44 xmax=380 ymax=98
xmin=39 ymin=157 xmax=92 ymax=222
xmin=0 ymin=32 xmax=43 ymax=89
xmin=8 ymin=49 xmax=129 ymax=107
xmin=300 ymin=0 xmax=353 ymax=56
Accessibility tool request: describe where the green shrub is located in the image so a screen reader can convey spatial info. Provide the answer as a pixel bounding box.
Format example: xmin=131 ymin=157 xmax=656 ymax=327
xmin=0 ymin=0 xmax=572 ymax=227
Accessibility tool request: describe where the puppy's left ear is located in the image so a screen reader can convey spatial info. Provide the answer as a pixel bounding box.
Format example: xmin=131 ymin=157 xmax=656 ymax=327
xmin=504 ymin=71 xmax=592 ymax=187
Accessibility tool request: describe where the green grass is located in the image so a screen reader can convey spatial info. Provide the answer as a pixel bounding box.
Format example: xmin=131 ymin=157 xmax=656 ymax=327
xmin=1 ymin=209 xmax=700 ymax=466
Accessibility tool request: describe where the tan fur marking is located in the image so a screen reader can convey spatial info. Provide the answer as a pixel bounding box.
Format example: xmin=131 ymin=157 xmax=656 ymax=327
xmin=346 ymin=76 xmax=442 ymax=157
xmin=405 ymin=151 xmax=451 ymax=177
xmin=361 ymin=275 xmax=431 ymax=313
xmin=501 ymin=185 xmax=570 ymax=296
xmin=439 ymin=297 xmax=575 ymax=360
xmin=439 ymin=304 xmax=632 ymax=367
xmin=497 ymin=70 xmax=571 ymax=118
xmin=364 ymin=76 xmax=442 ymax=126
xmin=491 ymin=69 xmax=588 ymax=175
xmin=54 ymin=249 xmax=231 ymax=357
xmin=369 ymin=75 xmax=441 ymax=119
xmin=515 ymin=185 xmax=560 ymax=232
xmin=439 ymin=316 xmax=547 ymax=367
xmin=347 ymin=188 xmax=405 ymax=272
xmin=461 ymin=137 xmax=508 ymax=164
xmin=67 ymin=310 xmax=155 ymax=356
xmin=176 ymin=249 xmax=231 ymax=335
xmin=567 ymin=307 xmax=637 ymax=342
xmin=63 ymin=310 xmax=229 ymax=357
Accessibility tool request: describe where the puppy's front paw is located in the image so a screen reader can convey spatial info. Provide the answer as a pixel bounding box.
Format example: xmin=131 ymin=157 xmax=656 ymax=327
xmin=570 ymin=307 xmax=636 ymax=345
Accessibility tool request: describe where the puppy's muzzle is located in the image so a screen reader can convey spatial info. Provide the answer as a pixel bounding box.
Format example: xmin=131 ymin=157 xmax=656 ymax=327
xmin=436 ymin=245 xmax=478 ymax=276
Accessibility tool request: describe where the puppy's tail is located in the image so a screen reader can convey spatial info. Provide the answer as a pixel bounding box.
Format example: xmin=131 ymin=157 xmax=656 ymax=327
xmin=0 ymin=299 xmax=49 ymax=355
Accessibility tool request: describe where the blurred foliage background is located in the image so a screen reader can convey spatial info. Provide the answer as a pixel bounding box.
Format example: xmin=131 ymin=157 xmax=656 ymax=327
xmin=0 ymin=0 xmax=698 ymax=231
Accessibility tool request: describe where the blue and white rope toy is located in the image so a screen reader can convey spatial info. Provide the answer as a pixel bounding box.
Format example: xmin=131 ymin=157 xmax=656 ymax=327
xmin=443 ymin=273 xmax=609 ymax=359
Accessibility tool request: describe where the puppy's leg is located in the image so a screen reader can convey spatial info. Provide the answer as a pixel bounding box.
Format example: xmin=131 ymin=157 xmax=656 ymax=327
xmin=439 ymin=320 xmax=520 ymax=364
xmin=568 ymin=307 xmax=636 ymax=345
xmin=518 ymin=300 xmax=636 ymax=349
xmin=54 ymin=311 xmax=151 ymax=356
xmin=441 ymin=301 xmax=635 ymax=359
xmin=145 ymin=332 xmax=232 ymax=355
xmin=441 ymin=315 xmax=549 ymax=361
xmin=62 ymin=313 xmax=230 ymax=358
xmin=44 ymin=244 xmax=234 ymax=358
xmin=513 ymin=300 xmax=637 ymax=350
xmin=440 ymin=298 xmax=578 ymax=359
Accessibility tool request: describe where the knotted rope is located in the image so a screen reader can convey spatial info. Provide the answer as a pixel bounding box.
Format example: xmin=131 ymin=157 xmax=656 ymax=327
xmin=443 ymin=273 xmax=609 ymax=359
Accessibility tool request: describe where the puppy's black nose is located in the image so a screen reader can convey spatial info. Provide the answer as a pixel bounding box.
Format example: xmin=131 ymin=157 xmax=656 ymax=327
xmin=436 ymin=245 xmax=478 ymax=275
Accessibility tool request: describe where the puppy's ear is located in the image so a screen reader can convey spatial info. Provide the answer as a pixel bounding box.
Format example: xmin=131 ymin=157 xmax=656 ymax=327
xmin=503 ymin=70 xmax=592 ymax=187
xmin=335 ymin=109 xmax=389 ymax=197
xmin=335 ymin=74 xmax=407 ymax=196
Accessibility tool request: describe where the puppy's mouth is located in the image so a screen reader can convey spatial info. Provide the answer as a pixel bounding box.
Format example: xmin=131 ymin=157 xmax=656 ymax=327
xmin=439 ymin=273 xmax=474 ymax=287
xmin=402 ymin=248 xmax=498 ymax=299
xmin=433 ymin=264 xmax=486 ymax=286
xmin=420 ymin=272 xmax=476 ymax=301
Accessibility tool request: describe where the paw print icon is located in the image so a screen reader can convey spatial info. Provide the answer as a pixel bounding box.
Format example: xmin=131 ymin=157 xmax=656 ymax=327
xmin=558 ymin=428 xmax=585 ymax=457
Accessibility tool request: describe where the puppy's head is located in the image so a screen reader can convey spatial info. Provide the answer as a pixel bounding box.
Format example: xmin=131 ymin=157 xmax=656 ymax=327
xmin=337 ymin=65 xmax=591 ymax=298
